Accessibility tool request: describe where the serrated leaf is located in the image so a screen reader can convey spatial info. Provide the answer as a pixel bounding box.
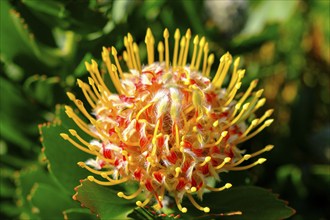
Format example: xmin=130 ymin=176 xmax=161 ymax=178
xmin=40 ymin=105 xmax=92 ymax=195
xmin=181 ymin=186 xmax=295 ymax=220
xmin=62 ymin=208 xmax=98 ymax=220
xmin=29 ymin=183 xmax=78 ymax=220
xmin=75 ymin=179 xmax=136 ymax=220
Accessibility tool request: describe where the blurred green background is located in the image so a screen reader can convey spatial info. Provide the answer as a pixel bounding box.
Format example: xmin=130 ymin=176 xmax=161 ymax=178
xmin=0 ymin=0 xmax=329 ymax=219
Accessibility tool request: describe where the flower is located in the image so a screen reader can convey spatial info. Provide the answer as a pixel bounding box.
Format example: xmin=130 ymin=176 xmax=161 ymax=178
xmin=61 ymin=28 xmax=274 ymax=213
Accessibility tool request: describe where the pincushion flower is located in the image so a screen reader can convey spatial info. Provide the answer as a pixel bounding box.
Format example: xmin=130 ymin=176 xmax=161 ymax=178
xmin=60 ymin=28 xmax=274 ymax=213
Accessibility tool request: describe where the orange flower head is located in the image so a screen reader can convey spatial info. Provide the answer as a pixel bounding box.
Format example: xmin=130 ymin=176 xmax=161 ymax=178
xmin=61 ymin=28 xmax=274 ymax=213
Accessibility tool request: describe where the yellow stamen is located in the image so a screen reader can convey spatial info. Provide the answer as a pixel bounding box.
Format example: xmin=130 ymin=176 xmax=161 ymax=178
xmin=205 ymin=54 xmax=214 ymax=77
xmin=128 ymin=33 xmax=138 ymax=71
xmin=77 ymin=79 xmax=96 ymax=108
xmin=235 ymin=119 xmax=274 ymax=144
xmin=212 ymin=53 xmax=232 ymax=88
xmin=250 ymin=145 xmax=274 ymax=158
xmin=163 ymin=28 xmax=170 ymax=70
xmin=175 ymin=167 xmax=181 ymax=177
xmin=205 ymin=131 xmax=228 ymax=147
xmin=145 ymin=28 xmax=155 ymax=65
xmin=175 ymin=123 xmax=180 ymax=149
xmin=136 ymin=194 xmax=153 ymax=207
xmin=175 ymin=196 xmax=187 ymax=213
xmin=117 ymin=184 xmax=143 ymax=199
xmin=60 ymin=133 xmax=96 ymax=155
xmin=237 ymin=79 xmax=258 ymax=106
xmin=202 ymin=43 xmax=209 ymax=75
xmin=64 ymin=106 xmax=99 ymax=139
xmin=178 ymin=37 xmax=186 ymax=67
xmin=111 ymin=46 xmax=124 ymax=79
xmin=199 ymin=156 xmax=211 ymax=167
xmin=195 ymin=36 xmax=205 ymax=71
xmin=88 ymin=175 xmax=128 ymax=186
xmin=227 ymin=57 xmax=240 ymax=92
xmin=133 ymin=43 xmax=141 ymax=72
xmin=225 ymin=82 xmax=242 ymax=106
xmin=205 ymin=183 xmax=232 ymax=192
xmin=77 ymin=162 xmax=114 ymax=175
xmin=182 ymin=29 xmax=191 ymax=66
xmin=190 ymin=35 xmax=199 ymax=70
xmin=102 ymin=46 xmax=113 ymax=80
xmin=136 ymin=103 xmax=153 ymax=120
xmin=230 ymin=154 xmax=251 ymax=167
xmin=241 ymin=119 xmax=259 ymax=137
xmin=157 ymin=41 xmax=164 ymax=63
xmin=215 ymin=157 xmax=231 ymax=170
xmin=187 ymin=194 xmax=210 ymax=213
xmin=173 ymin=29 xmax=180 ymax=68
xmin=230 ymin=158 xmax=267 ymax=171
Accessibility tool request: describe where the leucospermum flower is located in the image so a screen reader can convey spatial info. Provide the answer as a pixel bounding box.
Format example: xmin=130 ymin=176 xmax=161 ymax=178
xmin=61 ymin=28 xmax=274 ymax=213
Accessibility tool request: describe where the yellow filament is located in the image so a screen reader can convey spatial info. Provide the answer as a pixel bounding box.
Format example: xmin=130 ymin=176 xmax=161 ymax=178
xmin=60 ymin=133 xmax=96 ymax=155
xmin=190 ymin=35 xmax=199 ymax=69
xmin=199 ymin=156 xmax=211 ymax=167
xmin=175 ymin=123 xmax=180 ymax=149
xmin=212 ymin=53 xmax=232 ymax=88
xmin=230 ymin=158 xmax=267 ymax=171
xmin=241 ymin=119 xmax=259 ymax=137
xmin=111 ymin=46 xmax=124 ymax=79
xmin=227 ymin=57 xmax=240 ymax=92
xmin=136 ymin=194 xmax=153 ymax=207
xmin=182 ymin=29 xmax=191 ymax=66
xmin=158 ymin=41 xmax=164 ymax=63
xmin=202 ymin=43 xmax=209 ymax=75
xmin=64 ymin=106 xmax=99 ymax=139
xmin=225 ymin=103 xmax=250 ymax=128
xmin=178 ymin=37 xmax=186 ymax=67
xmin=195 ymin=37 xmax=205 ymax=71
xmin=205 ymin=54 xmax=214 ymax=77
xmin=114 ymin=127 xmax=139 ymax=146
xmin=117 ymin=185 xmax=143 ymax=199
xmin=187 ymin=194 xmax=210 ymax=213
xmin=215 ymin=157 xmax=231 ymax=170
xmin=250 ymin=145 xmax=274 ymax=158
xmin=175 ymin=196 xmax=187 ymax=213
xmin=102 ymin=46 xmax=113 ymax=80
xmin=145 ymin=28 xmax=155 ymax=65
xmin=91 ymin=60 xmax=112 ymax=96
xmin=136 ymin=103 xmax=152 ymax=120
xmin=225 ymin=82 xmax=242 ymax=106
xmin=128 ymin=33 xmax=138 ymax=71
xmin=230 ymin=154 xmax=251 ymax=167
xmin=205 ymin=131 xmax=228 ymax=147
xmin=88 ymin=77 xmax=107 ymax=106
xmin=77 ymin=162 xmax=114 ymax=175
xmin=77 ymin=80 xmax=96 ymax=108
xmin=173 ymin=29 xmax=180 ymax=68
xmin=133 ymin=43 xmax=141 ymax=72
xmin=151 ymin=119 xmax=161 ymax=156
xmin=164 ymin=28 xmax=170 ymax=70
xmin=123 ymin=50 xmax=131 ymax=69
xmin=235 ymin=119 xmax=274 ymax=144
xmin=257 ymin=109 xmax=274 ymax=126
xmin=68 ymin=129 xmax=94 ymax=151
xmin=88 ymin=175 xmax=128 ymax=186
xmin=205 ymin=183 xmax=232 ymax=192
xmin=110 ymin=64 xmax=124 ymax=94
xmin=237 ymin=79 xmax=258 ymax=106
xmin=175 ymin=167 xmax=181 ymax=177
xmin=227 ymin=69 xmax=245 ymax=96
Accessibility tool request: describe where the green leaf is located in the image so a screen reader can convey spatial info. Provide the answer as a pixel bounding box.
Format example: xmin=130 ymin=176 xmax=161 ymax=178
xmin=182 ymin=186 xmax=295 ymax=220
xmin=23 ymin=74 xmax=61 ymax=107
xmin=28 ymin=183 xmax=78 ymax=220
xmin=62 ymin=208 xmax=98 ymax=220
xmin=75 ymin=179 xmax=136 ymax=220
xmin=21 ymin=0 xmax=68 ymax=18
xmin=40 ymin=105 xmax=92 ymax=195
